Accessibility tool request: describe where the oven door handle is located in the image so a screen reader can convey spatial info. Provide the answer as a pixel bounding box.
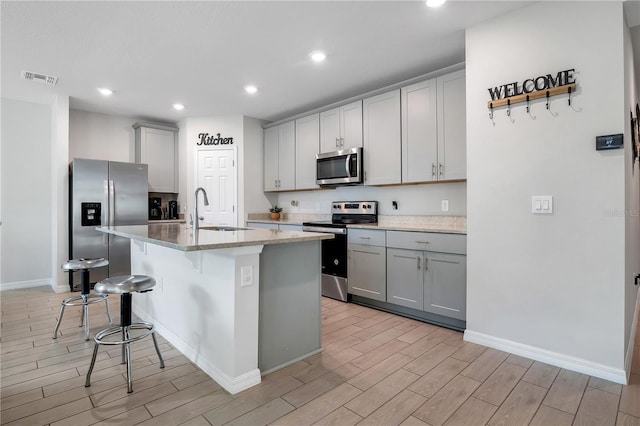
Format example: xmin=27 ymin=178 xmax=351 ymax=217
xmin=302 ymin=226 xmax=347 ymax=235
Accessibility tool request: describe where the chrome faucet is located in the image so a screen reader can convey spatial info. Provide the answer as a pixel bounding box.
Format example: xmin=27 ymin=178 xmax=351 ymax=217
xmin=192 ymin=187 xmax=209 ymax=231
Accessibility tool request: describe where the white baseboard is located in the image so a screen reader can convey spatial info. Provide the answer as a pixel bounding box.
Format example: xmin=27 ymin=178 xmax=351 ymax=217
xmin=0 ymin=279 xmax=51 ymax=291
xmin=133 ymin=303 xmax=261 ymax=394
xmin=625 ymin=288 xmax=640 ymax=382
xmin=464 ymin=329 xmax=628 ymax=385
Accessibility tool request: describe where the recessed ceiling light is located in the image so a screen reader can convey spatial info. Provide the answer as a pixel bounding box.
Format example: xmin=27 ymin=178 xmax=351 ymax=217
xmin=173 ymin=103 xmax=185 ymax=110
xmin=97 ymin=88 xmax=113 ymax=96
xmin=245 ymin=85 xmax=258 ymax=94
xmin=310 ymin=51 xmax=326 ymax=63
xmin=426 ymin=0 xmax=446 ymax=7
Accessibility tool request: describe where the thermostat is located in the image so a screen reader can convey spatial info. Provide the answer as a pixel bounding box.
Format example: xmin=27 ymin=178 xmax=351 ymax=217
xmin=596 ymin=134 xmax=623 ymax=150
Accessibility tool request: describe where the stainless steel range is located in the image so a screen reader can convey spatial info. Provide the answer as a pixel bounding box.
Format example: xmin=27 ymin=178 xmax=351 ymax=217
xmin=303 ymin=201 xmax=378 ymax=302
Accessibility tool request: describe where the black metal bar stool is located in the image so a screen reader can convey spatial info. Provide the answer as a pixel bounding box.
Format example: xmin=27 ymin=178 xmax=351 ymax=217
xmin=54 ymin=258 xmax=112 ymax=340
xmin=85 ymin=275 xmax=164 ymax=393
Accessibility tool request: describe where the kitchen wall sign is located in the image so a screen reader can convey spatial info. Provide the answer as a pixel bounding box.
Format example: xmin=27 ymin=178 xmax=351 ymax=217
xmin=197 ymin=133 xmax=233 ymax=146
xmin=487 ymin=68 xmax=577 ymax=119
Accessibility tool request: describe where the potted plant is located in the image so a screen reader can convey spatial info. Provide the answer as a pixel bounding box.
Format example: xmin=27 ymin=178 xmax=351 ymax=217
xmin=269 ymin=205 xmax=283 ymax=220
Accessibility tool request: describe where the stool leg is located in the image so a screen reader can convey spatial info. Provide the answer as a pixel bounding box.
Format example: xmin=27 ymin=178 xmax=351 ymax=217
xmin=52 ymin=303 xmax=66 ymax=339
xmin=82 ymin=296 xmax=91 ymax=341
xmin=124 ymin=326 xmax=133 ymax=393
xmin=79 ymin=306 xmax=84 ymax=328
xmin=85 ymin=341 xmax=100 ymax=387
xmin=103 ymin=297 xmax=113 ymax=326
xmin=152 ymin=332 xmax=165 ymax=368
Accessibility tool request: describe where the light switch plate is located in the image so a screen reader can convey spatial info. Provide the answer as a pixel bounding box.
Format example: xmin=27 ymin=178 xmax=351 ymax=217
xmin=441 ymin=200 xmax=449 ymax=212
xmin=532 ymin=196 xmax=553 ymax=214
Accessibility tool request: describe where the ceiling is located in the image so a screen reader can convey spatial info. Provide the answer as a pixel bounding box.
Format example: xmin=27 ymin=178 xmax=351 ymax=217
xmin=1 ymin=1 xmax=638 ymax=124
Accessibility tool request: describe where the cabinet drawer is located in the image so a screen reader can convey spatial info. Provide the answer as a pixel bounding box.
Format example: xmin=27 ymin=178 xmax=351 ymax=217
xmin=386 ymin=231 xmax=466 ymax=254
xmin=348 ymin=228 xmax=386 ymax=246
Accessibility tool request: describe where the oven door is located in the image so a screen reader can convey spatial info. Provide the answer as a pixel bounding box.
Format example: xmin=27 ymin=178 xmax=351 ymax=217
xmin=316 ymin=147 xmax=362 ymax=186
xmin=303 ymin=225 xmax=348 ymax=301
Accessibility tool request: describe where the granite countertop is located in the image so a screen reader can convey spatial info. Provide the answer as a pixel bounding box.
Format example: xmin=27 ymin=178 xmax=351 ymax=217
xmin=348 ymin=223 xmax=466 ymax=234
xmin=97 ymin=223 xmax=333 ymax=252
xmin=246 ymin=214 xmax=467 ymax=234
xmin=148 ymin=219 xmax=186 ymax=224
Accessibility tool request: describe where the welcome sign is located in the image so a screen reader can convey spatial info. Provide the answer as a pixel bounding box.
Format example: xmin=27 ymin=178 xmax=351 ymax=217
xmin=488 ymin=68 xmax=576 ymax=101
xmin=486 ymin=68 xmax=577 ymax=112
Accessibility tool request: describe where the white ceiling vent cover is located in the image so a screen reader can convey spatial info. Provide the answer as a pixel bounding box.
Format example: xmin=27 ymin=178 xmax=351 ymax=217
xmin=21 ymin=70 xmax=58 ymax=86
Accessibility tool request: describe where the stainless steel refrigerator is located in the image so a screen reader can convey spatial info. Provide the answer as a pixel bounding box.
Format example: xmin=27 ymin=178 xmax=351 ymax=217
xmin=69 ymin=159 xmax=148 ymax=290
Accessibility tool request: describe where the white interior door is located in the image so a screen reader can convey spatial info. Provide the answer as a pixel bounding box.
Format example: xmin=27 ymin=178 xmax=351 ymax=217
xmin=197 ymin=149 xmax=236 ymax=226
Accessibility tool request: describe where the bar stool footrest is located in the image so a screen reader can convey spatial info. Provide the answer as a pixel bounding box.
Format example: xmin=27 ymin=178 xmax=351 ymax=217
xmin=94 ymin=322 xmax=157 ymax=345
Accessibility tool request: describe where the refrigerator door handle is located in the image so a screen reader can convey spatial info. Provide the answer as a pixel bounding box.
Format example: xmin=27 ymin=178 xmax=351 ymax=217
xmin=103 ymin=180 xmax=109 ymax=245
xmin=109 ymin=180 xmax=115 ymax=227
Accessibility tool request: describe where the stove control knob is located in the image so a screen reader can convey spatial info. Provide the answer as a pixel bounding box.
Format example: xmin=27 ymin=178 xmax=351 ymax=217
xmin=365 ymin=204 xmax=371 ymax=209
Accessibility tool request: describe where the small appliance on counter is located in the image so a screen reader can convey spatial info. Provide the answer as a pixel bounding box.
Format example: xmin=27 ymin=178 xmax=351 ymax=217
xmin=149 ymin=197 xmax=162 ymax=220
xmin=168 ymin=200 xmax=178 ymax=220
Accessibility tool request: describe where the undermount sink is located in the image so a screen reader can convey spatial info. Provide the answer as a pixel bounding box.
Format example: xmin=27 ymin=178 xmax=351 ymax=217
xmin=200 ymin=226 xmax=249 ymax=232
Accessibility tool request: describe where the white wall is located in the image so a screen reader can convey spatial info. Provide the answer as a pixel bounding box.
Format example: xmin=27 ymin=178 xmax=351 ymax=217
xmin=466 ymin=2 xmax=628 ymax=381
xmin=180 ymin=116 xmax=244 ymax=225
xmin=69 ymin=109 xmax=137 ymax=162
xmin=242 ymin=117 xmax=272 ymax=218
xmin=623 ymin=17 xmax=640 ymax=367
xmin=1 ymin=98 xmax=53 ymax=288
xmin=275 ymin=182 xmax=466 ymax=216
xmin=51 ymin=96 xmax=70 ymax=292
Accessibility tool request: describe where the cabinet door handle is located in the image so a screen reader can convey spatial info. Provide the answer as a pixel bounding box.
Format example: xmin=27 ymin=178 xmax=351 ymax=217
xmin=415 ymin=241 xmax=430 ymax=244
xmin=439 ymin=162 xmax=444 ymax=177
xmin=417 ymin=256 xmax=421 ymax=270
xmin=336 ymin=137 xmax=340 ymax=148
xmin=340 ymin=137 xmax=344 ymax=148
xmin=424 ymin=257 xmax=429 ymax=270
xmin=432 ymin=163 xmax=436 ymax=178
xmin=359 ymin=236 xmax=371 ymax=240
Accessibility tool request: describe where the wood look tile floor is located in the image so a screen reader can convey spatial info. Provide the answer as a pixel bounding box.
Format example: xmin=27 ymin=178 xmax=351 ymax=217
xmin=2 ymin=286 xmax=640 ymax=426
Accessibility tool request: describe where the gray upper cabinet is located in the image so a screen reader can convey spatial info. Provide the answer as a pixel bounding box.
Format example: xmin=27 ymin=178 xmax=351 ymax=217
xmin=436 ymin=69 xmax=466 ymax=181
xmin=363 ymin=90 xmax=401 ymax=185
xmin=401 ymin=69 xmax=466 ymax=183
xmin=295 ymin=113 xmax=320 ymax=190
xmin=264 ymin=121 xmax=295 ymax=192
xmin=134 ymin=122 xmax=179 ymax=193
xmin=401 ymin=79 xmax=437 ymax=183
xmin=320 ymin=100 xmax=363 ymax=153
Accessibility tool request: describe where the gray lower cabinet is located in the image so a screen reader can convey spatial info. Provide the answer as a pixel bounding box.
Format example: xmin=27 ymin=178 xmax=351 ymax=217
xmin=386 ymin=231 xmax=466 ymax=321
xmin=424 ymin=252 xmax=466 ymax=320
xmin=348 ymin=243 xmax=386 ymax=302
xmin=386 ymin=248 xmax=423 ymax=310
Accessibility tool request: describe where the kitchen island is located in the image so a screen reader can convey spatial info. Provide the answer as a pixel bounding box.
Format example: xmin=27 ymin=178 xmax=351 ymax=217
xmin=97 ymin=223 xmax=333 ymax=394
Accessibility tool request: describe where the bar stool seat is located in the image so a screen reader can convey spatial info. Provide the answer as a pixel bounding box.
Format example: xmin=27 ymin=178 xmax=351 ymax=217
xmin=85 ymin=275 xmax=164 ymax=393
xmin=53 ymin=258 xmax=112 ymax=341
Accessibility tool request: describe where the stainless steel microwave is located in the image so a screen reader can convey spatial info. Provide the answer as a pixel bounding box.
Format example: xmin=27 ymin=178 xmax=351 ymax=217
xmin=316 ymin=147 xmax=363 ymax=186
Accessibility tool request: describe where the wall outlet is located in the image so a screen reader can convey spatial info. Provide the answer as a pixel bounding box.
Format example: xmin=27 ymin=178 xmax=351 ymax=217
xmin=441 ymin=200 xmax=449 ymax=212
xmin=241 ymin=265 xmax=254 ymax=287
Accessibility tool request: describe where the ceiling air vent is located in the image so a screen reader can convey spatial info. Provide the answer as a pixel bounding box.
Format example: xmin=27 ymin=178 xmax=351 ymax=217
xmin=21 ymin=70 xmax=58 ymax=86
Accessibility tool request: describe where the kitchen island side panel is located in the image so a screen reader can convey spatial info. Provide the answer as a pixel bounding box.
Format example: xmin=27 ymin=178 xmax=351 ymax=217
xmin=259 ymin=241 xmax=323 ymax=373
